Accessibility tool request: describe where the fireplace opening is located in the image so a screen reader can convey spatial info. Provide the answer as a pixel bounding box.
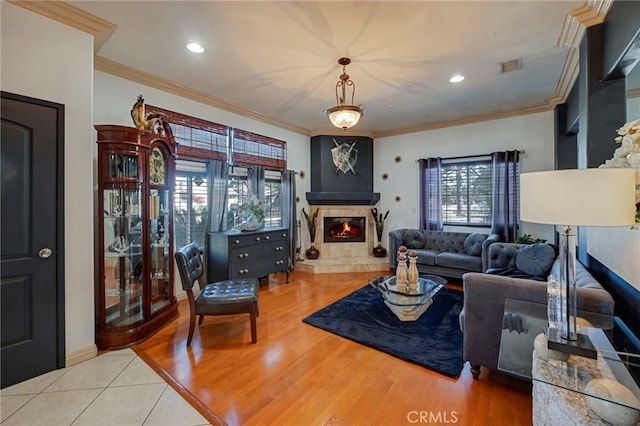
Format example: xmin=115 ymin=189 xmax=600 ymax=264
xmin=324 ymin=217 xmax=366 ymax=243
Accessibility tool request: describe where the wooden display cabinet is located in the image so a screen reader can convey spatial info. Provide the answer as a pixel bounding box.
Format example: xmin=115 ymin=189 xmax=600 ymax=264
xmin=95 ymin=125 xmax=178 ymax=349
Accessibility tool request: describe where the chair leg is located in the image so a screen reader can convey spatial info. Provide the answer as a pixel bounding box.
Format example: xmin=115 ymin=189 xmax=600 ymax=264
xmin=250 ymin=311 xmax=257 ymax=343
xmin=470 ymin=363 xmax=481 ymax=380
xmin=187 ymin=309 xmax=196 ymax=347
xmin=198 ymin=314 xmax=205 ymax=325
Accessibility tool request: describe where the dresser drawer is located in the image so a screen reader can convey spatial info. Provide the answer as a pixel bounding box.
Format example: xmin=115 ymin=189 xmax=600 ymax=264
xmin=232 ymin=256 xmax=288 ymax=279
xmin=261 ymin=230 xmax=288 ymax=242
xmin=229 ymin=233 xmax=267 ymax=248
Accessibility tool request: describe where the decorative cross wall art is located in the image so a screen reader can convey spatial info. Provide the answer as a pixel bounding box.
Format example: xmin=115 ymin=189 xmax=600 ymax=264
xmin=331 ymin=138 xmax=359 ymax=175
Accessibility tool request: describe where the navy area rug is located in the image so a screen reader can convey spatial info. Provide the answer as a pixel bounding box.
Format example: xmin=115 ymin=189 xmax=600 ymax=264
xmin=302 ymin=285 xmax=464 ymax=378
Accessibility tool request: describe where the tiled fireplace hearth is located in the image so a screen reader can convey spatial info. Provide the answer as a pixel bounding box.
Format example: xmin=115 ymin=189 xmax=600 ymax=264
xmin=296 ymin=205 xmax=389 ymax=274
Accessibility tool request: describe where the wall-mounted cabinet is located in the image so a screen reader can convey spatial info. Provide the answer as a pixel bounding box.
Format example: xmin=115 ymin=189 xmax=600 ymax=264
xmin=95 ymin=125 xmax=178 ymax=349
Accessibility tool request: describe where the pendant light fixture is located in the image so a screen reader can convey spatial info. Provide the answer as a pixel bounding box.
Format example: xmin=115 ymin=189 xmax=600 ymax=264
xmin=325 ymin=57 xmax=364 ymax=130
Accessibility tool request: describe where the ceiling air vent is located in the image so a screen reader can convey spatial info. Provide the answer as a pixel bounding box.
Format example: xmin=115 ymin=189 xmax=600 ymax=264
xmin=499 ymin=58 xmax=523 ymax=74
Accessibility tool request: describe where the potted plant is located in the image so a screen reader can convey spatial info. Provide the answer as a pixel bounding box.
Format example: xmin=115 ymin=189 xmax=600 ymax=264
xmin=239 ymin=192 xmax=265 ymax=231
xmin=301 ymin=207 xmax=320 ymax=259
xmin=371 ymin=207 xmax=389 ymax=257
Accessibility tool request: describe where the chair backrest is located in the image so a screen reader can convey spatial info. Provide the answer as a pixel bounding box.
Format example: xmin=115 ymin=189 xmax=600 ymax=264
xmin=174 ymin=242 xmax=205 ymax=291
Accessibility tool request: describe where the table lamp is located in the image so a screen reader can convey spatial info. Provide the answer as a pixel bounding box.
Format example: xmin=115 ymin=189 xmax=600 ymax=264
xmin=520 ymin=168 xmax=636 ymax=356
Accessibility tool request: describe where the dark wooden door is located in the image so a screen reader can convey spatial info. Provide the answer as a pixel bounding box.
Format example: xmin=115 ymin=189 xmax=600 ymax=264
xmin=1 ymin=92 xmax=65 ymax=388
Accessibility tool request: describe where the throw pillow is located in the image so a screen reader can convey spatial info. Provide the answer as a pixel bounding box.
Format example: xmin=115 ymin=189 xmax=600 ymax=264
xmin=514 ymin=243 xmax=556 ymax=278
xmin=402 ymin=229 xmax=425 ymax=249
xmin=463 ymin=233 xmax=486 ymax=256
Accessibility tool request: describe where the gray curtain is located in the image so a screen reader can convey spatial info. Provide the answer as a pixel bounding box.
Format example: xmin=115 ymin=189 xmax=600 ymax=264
xmin=206 ymin=159 xmax=229 ymax=233
xmin=491 ymin=150 xmax=520 ymax=242
xmin=247 ymin=166 xmax=265 ymax=202
xmin=419 ymin=158 xmax=443 ymax=230
xmin=282 ymin=170 xmax=297 ymax=269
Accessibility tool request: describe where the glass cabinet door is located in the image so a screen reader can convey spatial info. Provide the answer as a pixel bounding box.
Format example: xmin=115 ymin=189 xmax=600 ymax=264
xmin=150 ymin=188 xmax=170 ymax=314
xmin=108 ymin=153 xmax=138 ymax=180
xmin=103 ymin=186 xmax=143 ymax=326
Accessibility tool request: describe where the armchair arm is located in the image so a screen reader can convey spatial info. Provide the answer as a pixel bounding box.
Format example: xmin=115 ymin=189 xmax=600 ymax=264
xmin=461 ymin=272 xmax=548 ymax=371
xmin=481 ymin=233 xmax=502 ymax=272
xmin=388 ymin=229 xmax=406 ymax=269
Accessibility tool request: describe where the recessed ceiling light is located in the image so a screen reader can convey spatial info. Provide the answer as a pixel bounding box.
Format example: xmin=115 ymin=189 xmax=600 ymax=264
xmin=186 ymin=42 xmax=204 ymax=54
xmin=449 ymin=75 xmax=465 ymax=83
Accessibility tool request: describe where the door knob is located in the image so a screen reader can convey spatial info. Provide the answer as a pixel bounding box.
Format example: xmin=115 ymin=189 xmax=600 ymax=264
xmin=39 ymin=248 xmax=53 ymax=259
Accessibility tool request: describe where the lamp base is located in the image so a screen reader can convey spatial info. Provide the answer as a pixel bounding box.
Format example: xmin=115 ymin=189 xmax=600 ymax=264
xmin=546 ymin=328 xmax=597 ymax=360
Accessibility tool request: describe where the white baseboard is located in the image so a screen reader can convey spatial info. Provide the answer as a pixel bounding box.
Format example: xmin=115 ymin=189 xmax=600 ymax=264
xmin=65 ymin=345 xmax=98 ymax=367
xmin=175 ymin=289 xmax=187 ymax=302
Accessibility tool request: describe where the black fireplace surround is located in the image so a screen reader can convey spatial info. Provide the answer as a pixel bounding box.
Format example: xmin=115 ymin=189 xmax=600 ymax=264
xmin=306 ymin=135 xmax=380 ymax=206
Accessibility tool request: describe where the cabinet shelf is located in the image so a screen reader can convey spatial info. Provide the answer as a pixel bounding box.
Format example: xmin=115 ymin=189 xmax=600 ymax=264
xmin=96 ymin=125 xmax=178 ymax=349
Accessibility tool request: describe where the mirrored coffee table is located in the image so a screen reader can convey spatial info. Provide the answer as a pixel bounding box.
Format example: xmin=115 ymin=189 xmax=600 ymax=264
xmin=369 ymin=275 xmax=446 ymax=321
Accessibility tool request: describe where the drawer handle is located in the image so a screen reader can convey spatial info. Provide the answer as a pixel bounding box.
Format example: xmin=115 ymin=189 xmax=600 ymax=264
xmin=234 ymin=239 xmax=240 ymax=244
xmin=238 ymin=253 xmax=244 ymax=258
xmin=255 ymin=237 xmax=261 ymax=242
xmin=282 ymin=233 xmax=286 ymax=237
xmin=265 ymin=235 xmax=270 ymax=240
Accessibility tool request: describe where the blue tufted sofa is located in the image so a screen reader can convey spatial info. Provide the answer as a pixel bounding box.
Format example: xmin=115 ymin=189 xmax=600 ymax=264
xmin=388 ymin=229 xmax=501 ymax=279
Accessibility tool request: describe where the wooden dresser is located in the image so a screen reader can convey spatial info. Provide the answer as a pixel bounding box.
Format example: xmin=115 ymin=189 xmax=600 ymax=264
xmin=206 ymin=228 xmax=289 ymax=283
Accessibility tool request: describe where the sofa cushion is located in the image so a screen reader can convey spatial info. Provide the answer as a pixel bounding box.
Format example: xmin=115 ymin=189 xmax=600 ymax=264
xmin=464 ymin=233 xmax=486 ymax=256
xmin=412 ymin=249 xmax=438 ymax=266
xmin=514 ymin=243 xmax=556 ymax=278
xmin=436 ymin=252 xmax=482 ymax=272
xmin=402 ymin=229 xmax=425 ymax=249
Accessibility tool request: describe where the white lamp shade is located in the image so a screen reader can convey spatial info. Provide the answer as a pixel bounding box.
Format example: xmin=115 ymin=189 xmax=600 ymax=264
xmin=520 ymin=168 xmax=636 ymax=227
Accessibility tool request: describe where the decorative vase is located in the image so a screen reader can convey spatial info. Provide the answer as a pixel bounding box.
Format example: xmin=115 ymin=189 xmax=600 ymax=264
xmin=305 ymin=245 xmax=320 ymax=259
xmin=395 ymin=254 xmax=408 ymax=286
xmin=372 ymin=242 xmax=387 ymax=257
xmin=240 ymin=213 xmax=263 ymax=232
xmin=407 ymin=251 xmax=419 ymax=286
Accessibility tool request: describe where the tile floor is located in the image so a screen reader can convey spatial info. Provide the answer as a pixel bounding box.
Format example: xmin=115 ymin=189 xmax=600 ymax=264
xmin=0 ymin=349 xmax=210 ymax=426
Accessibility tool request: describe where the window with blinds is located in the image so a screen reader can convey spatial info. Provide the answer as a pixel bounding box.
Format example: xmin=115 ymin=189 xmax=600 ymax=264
xmin=264 ymin=170 xmax=282 ymax=228
xmin=146 ymin=105 xmax=228 ymax=161
xmin=174 ymin=160 xmax=209 ymax=248
xmin=441 ymin=159 xmax=493 ymax=226
xmin=231 ymin=129 xmax=286 ymax=170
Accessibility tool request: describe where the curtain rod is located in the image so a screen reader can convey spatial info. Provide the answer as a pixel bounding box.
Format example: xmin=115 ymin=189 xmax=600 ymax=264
xmin=415 ymin=149 xmax=525 ymax=163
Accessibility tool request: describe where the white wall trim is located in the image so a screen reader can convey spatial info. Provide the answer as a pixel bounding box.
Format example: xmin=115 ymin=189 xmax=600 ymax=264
xmin=65 ymin=345 xmax=98 ymax=367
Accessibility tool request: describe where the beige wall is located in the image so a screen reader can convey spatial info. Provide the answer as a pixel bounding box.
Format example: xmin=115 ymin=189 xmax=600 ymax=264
xmin=3 ymin=3 xmax=637 ymax=365
xmin=375 ymin=111 xmax=557 ymax=245
xmin=1 ymin=3 xmax=96 ymax=361
xmin=587 ymin=95 xmax=640 ymax=290
xmin=93 ymin=71 xmax=311 ymax=296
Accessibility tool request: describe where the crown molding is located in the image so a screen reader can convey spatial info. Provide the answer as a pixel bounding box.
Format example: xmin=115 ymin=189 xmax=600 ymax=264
xmin=551 ymin=0 xmax=613 ymax=106
xmin=10 ymin=0 xmax=115 ymax=52
xmin=13 ymin=0 xmax=615 ymax=141
xmin=309 ymin=128 xmax=375 ymax=138
xmin=373 ymin=102 xmax=555 ymax=139
xmin=570 ymin=0 xmax=613 ymax=27
xmin=95 ymin=56 xmax=310 ymax=136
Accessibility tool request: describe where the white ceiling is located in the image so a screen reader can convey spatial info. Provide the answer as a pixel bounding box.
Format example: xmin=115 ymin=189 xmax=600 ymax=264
xmin=68 ymin=0 xmax=588 ymax=135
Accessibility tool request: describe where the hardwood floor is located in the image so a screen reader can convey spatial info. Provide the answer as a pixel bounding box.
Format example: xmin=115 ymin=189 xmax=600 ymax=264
xmin=133 ymin=270 xmax=532 ymax=426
